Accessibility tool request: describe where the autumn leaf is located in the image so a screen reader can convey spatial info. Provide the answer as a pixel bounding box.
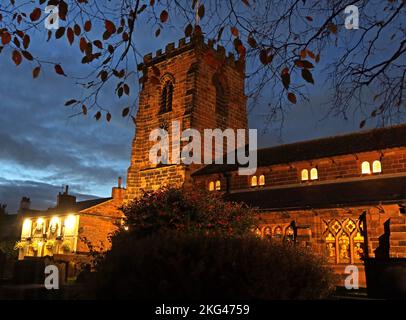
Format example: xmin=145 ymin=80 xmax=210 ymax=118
xmin=124 ymin=84 xmax=130 ymax=95
xmin=74 ymin=24 xmax=81 ymax=36
xmin=12 ymin=50 xmax=22 ymax=65
xmin=82 ymin=105 xmax=87 ymax=115
xmin=22 ymin=51 xmax=33 ymax=61
xmin=84 ymin=21 xmax=92 ymax=32
xmin=93 ymin=40 xmax=103 ymax=49
xmin=231 ymin=26 xmax=239 ymax=37
xmin=305 ymin=16 xmax=313 ymax=22
xmin=79 ymin=37 xmax=87 ymax=52
xmin=247 ymin=33 xmax=257 ymax=48
xmin=59 ymin=0 xmax=68 ymax=21
xmin=242 ymin=0 xmax=250 ymax=7
xmin=55 ymin=64 xmax=67 ymax=76
xmin=32 ymin=66 xmax=41 ymax=79
xmin=281 ymin=71 xmax=290 ymax=90
xmin=359 ymin=120 xmax=366 ymax=128
xmin=105 ymin=20 xmax=116 ymax=34
xmin=122 ymin=107 xmax=130 ymax=117
xmin=1 ymin=31 xmax=11 ymax=45
xmin=301 ymin=68 xmax=314 ymax=84
xmin=287 ymin=92 xmax=297 ymax=104
xmin=155 ymin=28 xmax=161 ymax=37
xmin=160 ymin=10 xmax=168 ymax=23
xmin=117 ymin=87 xmax=123 ymax=98
xmin=55 ymin=27 xmax=65 ymax=39
xmin=30 ymin=8 xmax=41 ymax=22
xmin=259 ymin=49 xmax=268 ymax=65
xmin=95 ymin=111 xmax=101 ymax=121
xmin=100 ymin=70 xmax=108 ymax=82
xmin=64 ymin=99 xmax=77 ymax=106
xmin=198 ymin=5 xmax=205 ymax=19
xmin=67 ymin=27 xmax=74 ymax=45
xmin=23 ymin=35 xmax=30 ymax=49
xmin=106 ymin=112 xmax=112 ymax=122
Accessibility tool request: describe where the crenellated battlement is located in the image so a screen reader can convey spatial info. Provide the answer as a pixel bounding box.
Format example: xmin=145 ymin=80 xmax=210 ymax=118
xmin=138 ymin=35 xmax=243 ymax=72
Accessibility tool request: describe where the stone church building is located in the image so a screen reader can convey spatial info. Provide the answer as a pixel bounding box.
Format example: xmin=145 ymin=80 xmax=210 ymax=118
xmin=14 ymin=35 xmax=406 ymax=287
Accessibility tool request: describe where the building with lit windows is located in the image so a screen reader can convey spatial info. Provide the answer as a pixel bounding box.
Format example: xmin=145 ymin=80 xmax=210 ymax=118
xmin=8 ymin=35 xmax=406 ymax=288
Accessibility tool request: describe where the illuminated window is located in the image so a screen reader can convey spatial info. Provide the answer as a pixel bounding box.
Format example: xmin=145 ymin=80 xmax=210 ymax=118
xmin=310 ymin=168 xmax=318 ymax=180
xmin=21 ymin=219 xmax=32 ymax=238
xmin=251 ymin=176 xmax=257 ymax=187
xmin=361 ymin=161 xmax=371 ymax=174
xmin=259 ymin=175 xmax=265 ymax=186
xmin=49 ymin=217 xmax=61 ymax=236
xmin=64 ymin=215 xmax=77 ymax=236
xmin=323 ymin=218 xmax=365 ymax=264
xmin=215 ymin=180 xmax=221 ymax=191
xmin=372 ymin=160 xmax=382 ymax=173
xmin=301 ymin=169 xmax=309 ymax=181
xmin=208 ymin=181 xmax=214 ymax=191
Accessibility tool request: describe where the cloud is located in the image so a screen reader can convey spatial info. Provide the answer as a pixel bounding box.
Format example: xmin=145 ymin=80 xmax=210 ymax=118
xmin=0 ymin=178 xmax=100 ymax=213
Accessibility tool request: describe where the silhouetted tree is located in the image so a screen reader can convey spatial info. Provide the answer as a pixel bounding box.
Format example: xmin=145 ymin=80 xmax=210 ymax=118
xmin=0 ymin=1 xmax=404 ymax=127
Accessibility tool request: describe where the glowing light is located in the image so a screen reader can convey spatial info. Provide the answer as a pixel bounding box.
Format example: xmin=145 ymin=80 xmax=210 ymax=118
xmin=310 ymin=168 xmax=318 ymax=180
xmin=301 ymin=169 xmax=309 ymax=181
xmin=215 ymin=180 xmax=221 ymax=191
xmin=64 ymin=215 xmax=77 ymax=234
xmin=361 ymin=161 xmax=371 ymax=174
xmin=208 ymin=181 xmax=214 ymax=191
xmin=259 ymin=175 xmax=265 ymax=186
xmin=251 ymin=176 xmax=257 ymax=187
xmin=372 ymin=160 xmax=382 ymax=173
xmin=22 ymin=218 xmax=32 ymax=238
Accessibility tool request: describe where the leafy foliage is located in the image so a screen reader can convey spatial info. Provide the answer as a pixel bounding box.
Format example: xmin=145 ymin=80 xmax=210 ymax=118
xmin=86 ymin=233 xmax=336 ymax=300
xmin=121 ymin=187 xmax=257 ymax=238
xmin=0 ymin=0 xmax=403 ymax=126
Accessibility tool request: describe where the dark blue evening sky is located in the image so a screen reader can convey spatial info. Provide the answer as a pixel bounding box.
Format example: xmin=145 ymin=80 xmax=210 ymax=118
xmin=0 ymin=3 xmax=403 ymax=213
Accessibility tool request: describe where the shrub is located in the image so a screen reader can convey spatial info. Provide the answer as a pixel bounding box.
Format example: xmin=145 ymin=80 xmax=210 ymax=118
xmin=121 ymin=187 xmax=257 ymax=238
xmin=88 ymin=232 xmax=335 ymax=300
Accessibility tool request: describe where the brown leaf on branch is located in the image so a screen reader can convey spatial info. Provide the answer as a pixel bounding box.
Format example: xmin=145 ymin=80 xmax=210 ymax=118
xmin=122 ymin=107 xmax=130 ymax=117
xmin=105 ymin=20 xmax=116 ymax=34
xmin=67 ymin=28 xmax=74 ymax=45
xmin=55 ymin=64 xmax=67 ymax=76
xmin=287 ymin=92 xmax=297 ymax=104
xmin=231 ymin=26 xmax=239 ymax=37
xmin=84 ymin=21 xmax=92 ymax=32
xmin=59 ymin=0 xmax=68 ymax=21
xmin=30 ymin=8 xmax=41 ymax=22
xmin=301 ymin=69 xmax=314 ymax=84
xmin=1 ymin=32 xmax=11 ymax=45
xmin=12 ymin=50 xmax=22 ymax=65
xmin=160 ymin=10 xmax=168 ymax=23
xmin=32 ymin=66 xmax=41 ymax=79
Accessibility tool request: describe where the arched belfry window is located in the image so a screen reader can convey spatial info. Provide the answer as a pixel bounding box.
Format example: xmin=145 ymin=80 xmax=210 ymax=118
xmin=212 ymin=73 xmax=229 ymax=129
xmin=160 ymin=79 xmax=174 ymax=114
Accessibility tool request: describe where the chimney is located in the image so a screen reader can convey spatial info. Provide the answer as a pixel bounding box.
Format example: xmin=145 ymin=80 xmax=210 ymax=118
xmin=57 ymin=185 xmax=76 ymax=209
xmin=112 ymin=177 xmax=126 ymax=201
xmin=19 ymin=197 xmax=31 ymax=212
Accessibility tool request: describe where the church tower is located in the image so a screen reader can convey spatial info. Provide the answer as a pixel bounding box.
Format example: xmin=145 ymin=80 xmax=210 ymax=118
xmin=125 ymin=35 xmax=247 ymax=200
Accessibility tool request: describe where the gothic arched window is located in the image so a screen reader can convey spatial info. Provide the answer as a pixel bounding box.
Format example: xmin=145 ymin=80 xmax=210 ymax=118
xmin=160 ymin=80 xmax=173 ymax=113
